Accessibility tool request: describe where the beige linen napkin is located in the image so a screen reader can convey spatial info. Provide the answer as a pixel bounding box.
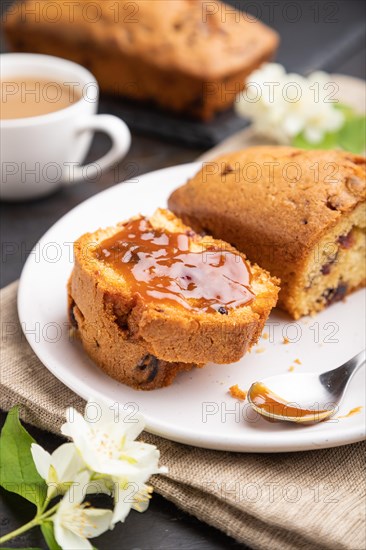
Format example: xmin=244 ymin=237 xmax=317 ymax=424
xmin=1 ymin=281 xmax=365 ymax=550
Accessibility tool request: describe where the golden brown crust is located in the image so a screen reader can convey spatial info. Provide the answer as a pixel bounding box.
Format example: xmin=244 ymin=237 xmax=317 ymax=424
xmin=168 ymin=147 xmax=366 ymax=318
xmin=4 ymin=0 xmax=279 ymax=119
xmin=68 ymin=281 xmax=196 ymax=391
xmin=68 ymin=209 xmax=279 ymax=389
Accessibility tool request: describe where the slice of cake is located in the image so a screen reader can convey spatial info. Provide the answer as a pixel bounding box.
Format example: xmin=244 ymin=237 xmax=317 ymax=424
xmin=68 ymin=209 xmax=279 ymax=389
xmin=168 ymin=147 xmax=366 ymax=319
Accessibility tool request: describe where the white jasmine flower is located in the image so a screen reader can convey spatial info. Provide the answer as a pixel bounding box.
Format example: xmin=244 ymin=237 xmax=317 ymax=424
xmin=236 ymin=63 xmax=344 ymax=145
xmin=53 ymin=471 xmax=113 ymax=550
xmin=31 ymin=442 xmax=84 ymax=500
xmin=61 ymin=399 xmax=167 ymax=525
xmin=111 ymin=481 xmax=153 ymax=525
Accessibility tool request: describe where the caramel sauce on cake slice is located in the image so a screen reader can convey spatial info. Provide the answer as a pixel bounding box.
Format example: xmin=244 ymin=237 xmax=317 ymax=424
xmin=96 ymin=217 xmax=254 ymax=313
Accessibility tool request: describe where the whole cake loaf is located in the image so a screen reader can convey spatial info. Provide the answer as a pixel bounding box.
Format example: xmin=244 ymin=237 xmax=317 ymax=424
xmin=68 ymin=209 xmax=279 ymax=389
xmin=169 ymin=147 xmax=366 ymax=319
xmin=4 ymin=0 xmax=279 ymax=120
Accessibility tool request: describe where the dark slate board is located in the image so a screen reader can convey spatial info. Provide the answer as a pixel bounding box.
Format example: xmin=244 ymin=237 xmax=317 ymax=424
xmin=98 ymin=95 xmax=249 ymax=148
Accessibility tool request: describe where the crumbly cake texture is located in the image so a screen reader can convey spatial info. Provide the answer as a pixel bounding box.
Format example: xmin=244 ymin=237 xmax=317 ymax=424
xmin=4 ymin=0 xmax=279 ymax=120
xmin=68 ymin=209 xmax=279 ymax=390
xmin=169 ymin=147 xmax=366 ymax=319
xmin=229 ymin=384 xmax=247 ymax=401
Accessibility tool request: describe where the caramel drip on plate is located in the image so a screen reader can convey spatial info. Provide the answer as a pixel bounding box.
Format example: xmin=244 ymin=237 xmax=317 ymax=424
xmin=337 ymin=406 xmax=363 ymax=419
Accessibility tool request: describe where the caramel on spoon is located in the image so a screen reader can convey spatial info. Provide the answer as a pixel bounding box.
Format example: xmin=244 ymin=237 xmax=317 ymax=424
xmin=247 ymin=350 xmax=365 ymax=424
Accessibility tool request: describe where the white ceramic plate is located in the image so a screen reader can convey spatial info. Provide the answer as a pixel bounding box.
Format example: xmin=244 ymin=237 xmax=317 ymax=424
xmin=18 ymin=162 xmax=366 ymax=452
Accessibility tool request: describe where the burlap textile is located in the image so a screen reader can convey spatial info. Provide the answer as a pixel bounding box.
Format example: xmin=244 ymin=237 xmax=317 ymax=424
xmin=1 ymin=282 xmax=365 ymax=550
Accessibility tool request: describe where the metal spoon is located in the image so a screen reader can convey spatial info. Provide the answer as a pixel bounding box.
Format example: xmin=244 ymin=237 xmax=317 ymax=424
xmin=247 ymin=349 xmax=366 ymax=423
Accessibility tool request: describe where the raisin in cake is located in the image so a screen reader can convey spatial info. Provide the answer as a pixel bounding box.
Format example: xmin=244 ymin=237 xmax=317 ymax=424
xmin=169 ymin=147 xmax=366 ymax=319
xmin=68 ymin=209 xmax=279 ymax=389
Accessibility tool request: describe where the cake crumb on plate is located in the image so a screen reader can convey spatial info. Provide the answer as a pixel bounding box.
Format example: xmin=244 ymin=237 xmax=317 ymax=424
xmin=229 ymin=384 xmax=247 ymax=401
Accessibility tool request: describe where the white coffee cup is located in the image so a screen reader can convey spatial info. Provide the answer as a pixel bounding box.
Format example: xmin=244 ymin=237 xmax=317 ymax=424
xmin=0 ymin=53 xmax=131 ymax=200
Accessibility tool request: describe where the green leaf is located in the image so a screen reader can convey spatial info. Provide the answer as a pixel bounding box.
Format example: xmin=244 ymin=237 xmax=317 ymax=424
xmin=292 ymin=130 xmax=339 ymax=150
xmin=0 ymin=407 xmax=47 ymax=511
xmin=41 ymin=522 xmax=62 ymax=550
xmin=334 ymin=102 xmax=356 ymax=121
xmin=338 ymin=115 xmax=366 ymax=154
xmin=292 ymin=105 xmax=366 ymax=154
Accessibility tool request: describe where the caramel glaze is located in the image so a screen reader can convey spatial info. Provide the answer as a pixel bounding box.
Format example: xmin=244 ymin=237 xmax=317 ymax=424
xmin=96 ymin=217 xmax=254 ymax=313
xmin=249 ymin=382 xmax=331 ymax=420
xmin=337 ymin=406 xmax=363 ymax=419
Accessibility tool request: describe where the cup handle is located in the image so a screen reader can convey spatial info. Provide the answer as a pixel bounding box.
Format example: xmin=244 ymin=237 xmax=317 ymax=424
xmin=64 ymin=114 xmax=131 ymax=183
